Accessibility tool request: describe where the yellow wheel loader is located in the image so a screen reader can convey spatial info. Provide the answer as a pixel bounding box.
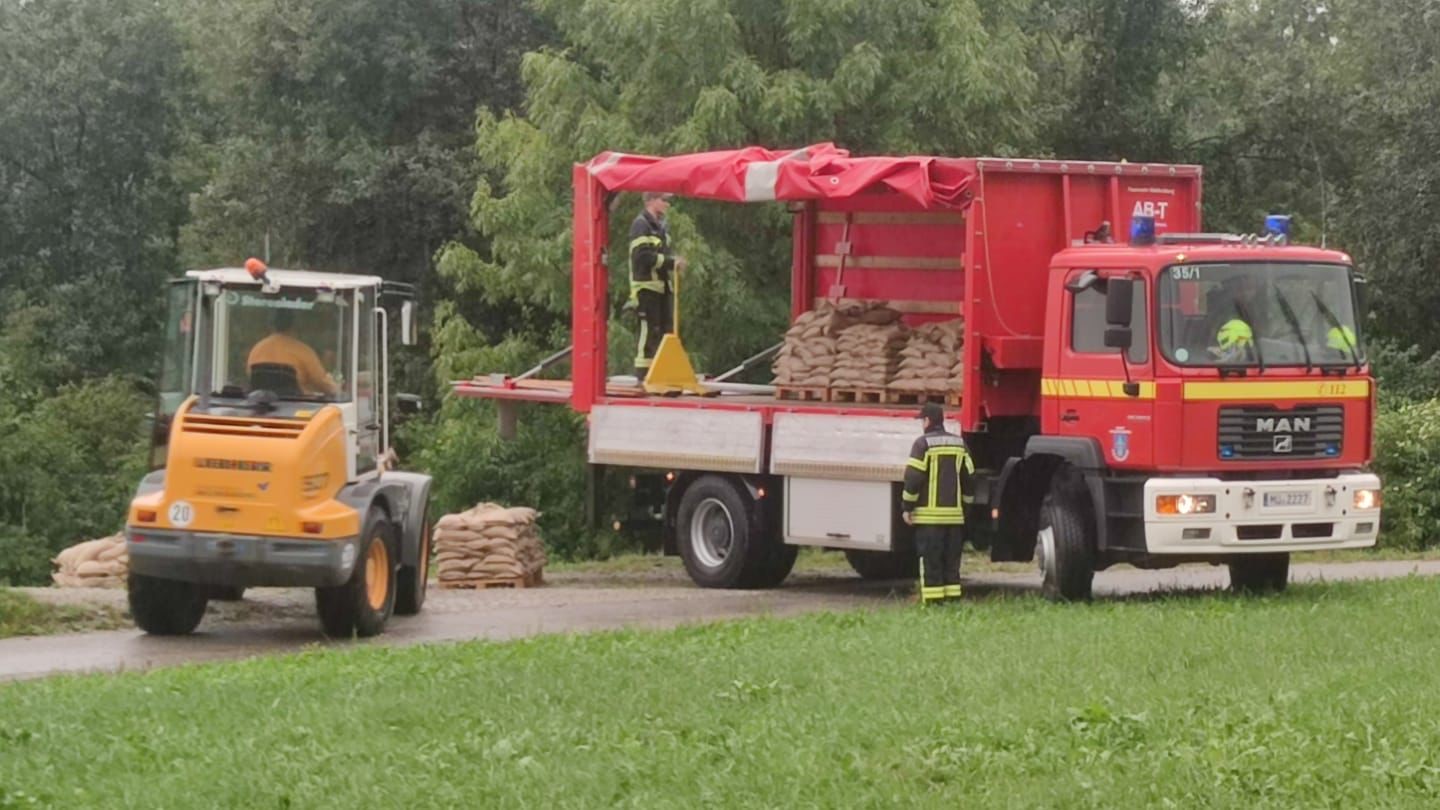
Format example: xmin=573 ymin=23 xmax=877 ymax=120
xmin=125 ymin=260 xmax=432 ymax=638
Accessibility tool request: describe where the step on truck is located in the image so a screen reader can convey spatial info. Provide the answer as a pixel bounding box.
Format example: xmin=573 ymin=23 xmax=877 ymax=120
xmin=455 ymin=144 xmax=1381 ymax=598
xmin=125 ymin=262 xmax=433 ymax=635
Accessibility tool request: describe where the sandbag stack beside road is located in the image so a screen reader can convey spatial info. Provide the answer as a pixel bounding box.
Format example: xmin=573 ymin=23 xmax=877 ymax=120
xmin=889 ymin=319 xmax=965 ymax=395
xmin=52 ymin=533 xmax=128 ymax=589
xmin=433 ymin=503 xmax=546 ymax=586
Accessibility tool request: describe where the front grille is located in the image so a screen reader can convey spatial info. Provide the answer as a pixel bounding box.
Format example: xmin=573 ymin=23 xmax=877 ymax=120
xmin=1217 ymin=404 xmax=1343 ymax=460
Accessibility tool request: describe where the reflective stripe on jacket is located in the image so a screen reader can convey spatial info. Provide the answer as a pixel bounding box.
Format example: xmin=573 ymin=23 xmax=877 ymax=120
xmin=629 ymin=211 xmax=673 ymax=300
xmin=901 ymin=428 xmax=975 ymax=525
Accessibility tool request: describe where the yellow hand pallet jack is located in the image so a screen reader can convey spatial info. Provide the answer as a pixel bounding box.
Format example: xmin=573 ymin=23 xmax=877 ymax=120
xmin=644 ymin=266 xmax=707 ymax=396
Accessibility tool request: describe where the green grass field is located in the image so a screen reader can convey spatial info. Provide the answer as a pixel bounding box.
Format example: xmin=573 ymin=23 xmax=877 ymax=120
xmin=0 ymin=590 xmax=127 ymax=640
xmin=3 ymin=578 xmax=1440 ymax=808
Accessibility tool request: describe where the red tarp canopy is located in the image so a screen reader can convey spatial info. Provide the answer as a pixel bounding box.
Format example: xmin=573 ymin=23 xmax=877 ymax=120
xmin=584 ymin=143 xmax=975 ymax=210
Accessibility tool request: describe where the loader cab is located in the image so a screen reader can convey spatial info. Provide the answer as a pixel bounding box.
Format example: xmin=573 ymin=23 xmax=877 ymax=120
xmin=150 ymin=265 xmax=417 ymax=477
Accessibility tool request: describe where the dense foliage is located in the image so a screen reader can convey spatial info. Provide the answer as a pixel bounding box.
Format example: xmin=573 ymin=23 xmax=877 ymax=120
xmin=1 ymin=0 xmax=1438 ymax=582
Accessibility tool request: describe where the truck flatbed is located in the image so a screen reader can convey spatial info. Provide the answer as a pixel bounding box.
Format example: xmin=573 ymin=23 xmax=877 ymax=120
xmin=452 ymin=375 xmax=938 ymax=423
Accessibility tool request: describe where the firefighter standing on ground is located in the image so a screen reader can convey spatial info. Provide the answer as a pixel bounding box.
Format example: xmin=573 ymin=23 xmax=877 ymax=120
xmin=629 ymin=192 xmax=685 ymax=378
xmin=902 ymin=402 xmax=975 ymax=604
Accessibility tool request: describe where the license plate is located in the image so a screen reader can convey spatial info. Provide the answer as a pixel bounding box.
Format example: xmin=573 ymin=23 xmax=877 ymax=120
xmin=1263 ymin=492 xmax=1311 ymax=508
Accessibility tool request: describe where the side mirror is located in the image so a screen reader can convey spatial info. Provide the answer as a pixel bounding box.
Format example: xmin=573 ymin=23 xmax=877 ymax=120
xmin=1352 ymin=274 xmax=1369 ymax=322
xmin=1104 ymin=326 xmax=1134 ymax=350
xmin=1106 ymin=277 xmax=1135 ymax=326
xmin=396 ymin=393 xmax=424 ymax=416
xmin=400 ymin=300 xmax=418 ymax=347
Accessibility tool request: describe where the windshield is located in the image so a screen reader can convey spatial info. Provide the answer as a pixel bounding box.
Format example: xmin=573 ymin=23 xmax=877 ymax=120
xmin=212 ymin=287 xmax=352 ymax=402
xmin=1158 ymin=263 xmax=1364 ymax=369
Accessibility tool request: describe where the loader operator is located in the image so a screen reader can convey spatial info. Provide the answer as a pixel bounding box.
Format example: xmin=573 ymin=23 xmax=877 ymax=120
xmin=629 ymin=191 xmax=685 ymax=379
xmin=247 ymin=309 xmax=340 ymax=397
xmin=902 ymin=402 xmax=975 ymax=605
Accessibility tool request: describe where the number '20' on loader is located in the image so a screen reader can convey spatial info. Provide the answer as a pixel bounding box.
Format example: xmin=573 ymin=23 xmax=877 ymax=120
xmin=124 ymin=260 xmax=433 ymax=637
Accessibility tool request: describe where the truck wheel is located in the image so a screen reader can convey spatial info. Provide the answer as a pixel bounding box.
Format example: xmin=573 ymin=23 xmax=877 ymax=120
xmin=128 ymin=573 xmax=208 ymax=635
xmin=394 ymin=514 xmax=430 ymax=616
xmin=315 ymin=508 xmax=397 ymax=638
xmin=844 ymin=548 xmax=918 ymax=581
xmin=676 ymin=475 xmax=784 ymax=589
xmin=1228 ymin=554 xmax=1289 ymax=594
xmin=209 ymin=585 xmax=246 ymax=602
xmin=1036 ymin=466 xmax=1096 ymax=602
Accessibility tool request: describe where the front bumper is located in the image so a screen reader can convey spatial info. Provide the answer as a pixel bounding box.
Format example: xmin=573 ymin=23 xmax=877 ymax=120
xmin=1143 ymin=472 xmax=1381 ymax=555
xmin=125 ymin=528 xmax=360 ymax=588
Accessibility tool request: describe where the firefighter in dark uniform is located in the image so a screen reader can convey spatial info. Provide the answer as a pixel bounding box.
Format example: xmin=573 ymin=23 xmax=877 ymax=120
xmin=902 ymin=402 xmax=975 ymax=604
xmin=629 ymin=191 xmax=685 ymax=378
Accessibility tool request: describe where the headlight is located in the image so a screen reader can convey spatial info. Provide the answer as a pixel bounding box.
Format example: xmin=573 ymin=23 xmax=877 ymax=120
xmin=1353 ymin=489 xmax=1382 ymax=510
xmin=1156 ymin=494 xmax=1217 ymax=516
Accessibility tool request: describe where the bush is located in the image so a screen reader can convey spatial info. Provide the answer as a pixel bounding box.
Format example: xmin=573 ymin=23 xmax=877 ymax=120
xmin=0 ymin=378 xmax=149 ymax=585
xmin=1368 ymin=338 xmax=1440 ymax=406
xmin=1372 ymin=398 xmax=1440 ymax=549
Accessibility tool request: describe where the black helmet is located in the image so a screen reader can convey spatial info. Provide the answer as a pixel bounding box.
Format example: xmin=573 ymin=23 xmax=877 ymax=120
xmin=919 ymin=402 xmax=944 ymax=426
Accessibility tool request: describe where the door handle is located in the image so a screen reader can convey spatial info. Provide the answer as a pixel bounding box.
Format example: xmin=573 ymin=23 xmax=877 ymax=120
xmin=1061 ymin=410 xmax=1080 ymax=423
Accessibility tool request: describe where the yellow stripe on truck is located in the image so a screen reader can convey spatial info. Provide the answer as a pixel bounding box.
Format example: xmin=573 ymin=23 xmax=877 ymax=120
xmin=1042 ymin=379 xmax=1157 ymax=400
xmin=1181 ymin=380 xmax=1370 ymax=401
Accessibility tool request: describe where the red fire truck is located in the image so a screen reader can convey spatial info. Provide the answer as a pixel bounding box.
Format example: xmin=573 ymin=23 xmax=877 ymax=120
xmin=456 ymin=144 xmax=1381 ymax=599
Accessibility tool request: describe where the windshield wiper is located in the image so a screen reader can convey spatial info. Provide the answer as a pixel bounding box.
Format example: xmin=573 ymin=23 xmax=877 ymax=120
xmin=1310 ymin=290 xmax=1361 ymax=372
xmin=1273 ymin=289 xmax=1312 ymax=372
xmin=1233 ymin=296 xmax=1265 ymax=374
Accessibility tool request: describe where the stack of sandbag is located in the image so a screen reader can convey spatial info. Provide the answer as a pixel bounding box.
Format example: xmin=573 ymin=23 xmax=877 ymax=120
xmin=52 ymin=533 xmax=128 ymax=588
xmin=829 ymin=316 xmax=908 ymax=390
xmin=888 ymin=319 xmax=965 ymax=394
xmin=772 ymin=304 xmax=839 ymax=387
xmin=772 ymin=300 xmax=902 ymax=388
xmin=433 ymin=503 xmax=547 ymax=584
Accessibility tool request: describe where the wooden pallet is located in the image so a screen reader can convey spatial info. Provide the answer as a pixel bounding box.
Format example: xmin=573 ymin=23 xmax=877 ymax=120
xmin=829 ymin=387 xmax=886 ymax=404
xmin=884 ymin=389 xmax=963 ymax=406
xmin=437 ymin=571 xmax=544 ymax=590
xmin=775 ymin=385 xmax=830 ymax=402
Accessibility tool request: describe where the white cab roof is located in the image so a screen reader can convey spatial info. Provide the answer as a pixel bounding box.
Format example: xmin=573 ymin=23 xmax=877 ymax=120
xmin=186 ymin=267 xmax=383 ymax=290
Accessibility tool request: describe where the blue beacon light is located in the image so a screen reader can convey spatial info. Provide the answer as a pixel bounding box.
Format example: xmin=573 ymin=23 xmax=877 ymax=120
xmin=1264 ymin=214 xmax=1292 ymax=238
xmin=1130 ymin=215 xmax=1156 ymax=246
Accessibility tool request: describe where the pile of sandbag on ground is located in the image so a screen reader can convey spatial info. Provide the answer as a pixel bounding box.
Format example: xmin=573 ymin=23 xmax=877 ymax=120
xmin=433 ymin=503 xmax=546 ymax=583
xmin=888 ymin=319 xmax=965 ymax=394
xmin=829 ymin=310 xmax=908 ymax=390
xmin=52 ymin=533 xmax=128 ymax=589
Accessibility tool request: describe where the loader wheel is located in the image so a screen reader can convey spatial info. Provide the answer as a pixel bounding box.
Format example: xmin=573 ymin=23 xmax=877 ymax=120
xmin=395 ymin=514 xmax=430 ymax=616
xmin=129 ymin=573 xmax=208 ymax=635
xmin=315 ymin=508 xmax=396 ymax=638
xmin=677 ymin=475 xmax=790 ymax=589
xmin=1228 ymin=553 xmax=1289 ymax=594
xmin=1036 ymin=465 xmax=1096 ymax=602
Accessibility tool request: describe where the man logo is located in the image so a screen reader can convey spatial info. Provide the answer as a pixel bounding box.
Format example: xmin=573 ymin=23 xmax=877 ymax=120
xmin=1255 ymin=417 xmax=1311 ymax=433
xmin=1273 ymin=435 xmax=1294 ymax=453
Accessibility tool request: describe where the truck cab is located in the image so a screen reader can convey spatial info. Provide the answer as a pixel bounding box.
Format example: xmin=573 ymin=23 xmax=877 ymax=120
xmin=125 ymin=262 xmax=433 ymax=637
xmin=1017 ymin=230 xmax=1381 ymax=597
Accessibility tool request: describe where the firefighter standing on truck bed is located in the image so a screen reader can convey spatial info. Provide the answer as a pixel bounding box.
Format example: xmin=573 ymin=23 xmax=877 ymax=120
xmin=629 ymin=191 xmax=685 ymax=378
xmin=902 ymin=402 xmax=975 ymax=604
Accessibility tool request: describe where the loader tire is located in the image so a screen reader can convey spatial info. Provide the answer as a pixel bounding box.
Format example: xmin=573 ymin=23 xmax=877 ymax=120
xmin=316 ymin=508 xmax=396 ymax=638
xmin=394 ymin=514 xmax=430 ymax=616
xmin=129 ymin=573 xmax=208 ymax=636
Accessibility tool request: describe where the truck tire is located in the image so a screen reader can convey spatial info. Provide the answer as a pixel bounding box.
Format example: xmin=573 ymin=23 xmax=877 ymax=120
xmin=129 ymin=573 xmax=208 ymax=635
xmin=315 ymin=508 xmax=397 ymax=638
xmin=1036 ymin=466 xmax=1096 ymax=602
xmin=844 ymin=548 xmax=918 ymax=581
xmin=1228 ymin=554 xmax=1289 ymax=594
xmin=209 ymin=585 xmax=246 ymax=602
xmin=676 ymin=475 xmax=786 ymax=589
xmin=394 ymin=513 xmax=430 ymax=616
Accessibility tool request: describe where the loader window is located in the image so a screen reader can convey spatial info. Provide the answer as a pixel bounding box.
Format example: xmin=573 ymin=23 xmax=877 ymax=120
xmin=216 ymin=288 xmax=352 ymax=402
